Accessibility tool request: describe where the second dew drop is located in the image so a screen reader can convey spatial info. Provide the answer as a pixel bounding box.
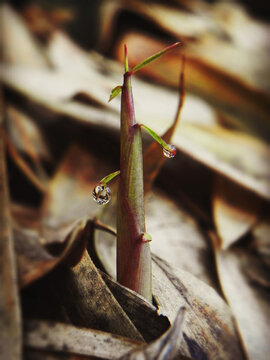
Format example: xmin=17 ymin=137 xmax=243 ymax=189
xmin=163 ymin=144 xmax=177 ymax=158
xmin=93 ymin=183 xmax=111 ymax=205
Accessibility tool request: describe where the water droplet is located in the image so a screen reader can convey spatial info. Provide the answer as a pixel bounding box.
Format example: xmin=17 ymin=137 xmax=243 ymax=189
xmin=92 ymin=183 xmax=111 ymax=205
xmin=163 ymin=144 xmax=176 ymax=158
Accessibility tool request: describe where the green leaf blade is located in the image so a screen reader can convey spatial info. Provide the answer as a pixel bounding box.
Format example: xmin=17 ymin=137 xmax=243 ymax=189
xmin=141 ymin=124 xmax=171 ymax=151
xmin=99 ymin=170 xmax=120 ymax=184
xmin=131 ymin=42 xmax=181 ymax=73
xmin=108 ymin=86 xmax=122 ymax=102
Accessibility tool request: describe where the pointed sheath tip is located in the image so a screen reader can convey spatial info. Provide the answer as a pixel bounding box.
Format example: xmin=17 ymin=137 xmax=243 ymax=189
xmin=169 ymin=41 xmax=182 ymax=50
xmin=124 ymin=44 xmax=129 ymax=72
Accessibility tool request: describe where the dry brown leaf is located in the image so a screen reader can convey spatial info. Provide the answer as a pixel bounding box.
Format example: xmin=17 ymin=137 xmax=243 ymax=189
xmin=175 ymin=123 xmax=270 ymax=200
xmin=152 ymin=255 xmax=245 ymax=360
xmin=0 ymin=120 xmax=22 ymax=359
xmin=213 ymin=176 xmax=262 ymax=249
xmin=24 ymin=319 xmax=142 ymax=360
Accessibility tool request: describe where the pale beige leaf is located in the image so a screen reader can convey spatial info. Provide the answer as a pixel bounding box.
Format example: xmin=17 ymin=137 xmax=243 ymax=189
xmin=152 ymin=255 xmax=245 ymax=360
xmin=24 ymin=319 xmax=142 ymax=360
xmin=146 ymin=190 xmax=217 ymax=288
xmin=214 ymin=245 xmax=270 ymax=360
xmin=0 ymin=4 xmax=48 ymax=66
xmin=175 ymin=124 xmax=270 ymax=200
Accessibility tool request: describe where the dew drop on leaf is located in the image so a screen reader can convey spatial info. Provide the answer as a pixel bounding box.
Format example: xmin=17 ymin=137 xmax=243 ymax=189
xmin=163 ymin=144 xmax=177 ymax=158
xmin=92 ymin=183 xmax=111 ymax=205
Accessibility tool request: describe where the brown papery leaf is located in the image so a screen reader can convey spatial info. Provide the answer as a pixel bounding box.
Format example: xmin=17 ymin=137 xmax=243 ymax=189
xmin=152 ymin=255 xmax=245 ymax=360
xmin=0 ymin=119 xmax=22 ymax=359
xmin=213 ymin=176 xmax=262 ymax=249
xmin=212 ymin=232 xmax=270 ymax=360
xmin=24 ymin=319 xmax=142 ymax=360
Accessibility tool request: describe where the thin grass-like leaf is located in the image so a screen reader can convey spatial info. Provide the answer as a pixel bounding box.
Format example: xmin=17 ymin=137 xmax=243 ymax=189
xmin=131 ymin=42 xmax=181 ymax=73
xmin=140 ymin=124 xmax=172 ymax=151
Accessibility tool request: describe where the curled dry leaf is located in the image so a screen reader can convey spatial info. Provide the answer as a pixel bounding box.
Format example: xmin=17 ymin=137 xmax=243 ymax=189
xmin=101 ymin=271 xmax=170 ymax=342
xmin=152 ymin=255 xmax=245 ymax=360
xmin=51 ymin=250 xmax=143 ymax=341
xmin=213 ymin=175 xmax=262 ymax=249
xmin=119 ymin=307 xmax=186 ymax=360
xmin=24 ymin=319 xmax=142 ymax=360
xmin=0 ymin=120 xmax=22 ymax=359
